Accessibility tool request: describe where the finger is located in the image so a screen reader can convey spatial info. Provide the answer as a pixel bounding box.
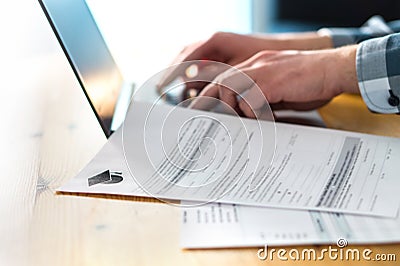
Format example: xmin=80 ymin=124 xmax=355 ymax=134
xmin=179 ymin=48 xmax=261 ymax=95
xmin=219 ymin=84 xmax=238 ymax=111
xmin=190 ymin=66 xmax=256 ymax=110
xmin=181 ymin=62 xmax=231 ymax=90
xmin=188 ymin=83 xmax=220 ymax=111
xmin=157 ymin=64 xmax=190 ymax=93
xmin=157 ymin=41 xmax=207 ymax=89
xmin=182 ymin=81 xmax=208 ymax=95
xmin=216 ymin=67 xmax=255 ymax=95
xmin=238 ymin=82 xmax=267 ymax=118
xmin=211 ymin=51 xmax=280 ymax=114
xmin=188 ymin=86 xmax=240 ymax=115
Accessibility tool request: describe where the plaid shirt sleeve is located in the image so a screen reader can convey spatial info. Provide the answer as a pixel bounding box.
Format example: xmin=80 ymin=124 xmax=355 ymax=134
xmin=318 ymin=15 xmax=397 ymax=47
xmin=356 ymin=33 xmax=400 ymax=113
xmin=319 ymin=16 xmax=400 ymax=113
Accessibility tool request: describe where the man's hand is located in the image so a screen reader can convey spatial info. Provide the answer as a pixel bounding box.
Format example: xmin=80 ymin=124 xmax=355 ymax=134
xmin=157 ymin=32 xmax=269 ymax=91
xmin=157 ymin=31 xmax=333 ymax=91
xmin=190 ymin=45 xmax=360 ymax=117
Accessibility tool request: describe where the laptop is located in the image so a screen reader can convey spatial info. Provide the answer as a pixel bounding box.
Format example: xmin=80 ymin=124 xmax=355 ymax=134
xmin=39 ymin=0 xmax=326 ymax=134
xmin=38 ymin=0 xmax=135 ymax=138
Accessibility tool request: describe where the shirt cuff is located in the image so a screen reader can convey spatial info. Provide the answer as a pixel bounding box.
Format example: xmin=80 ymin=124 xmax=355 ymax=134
xmin=318 ymin=15 xmax=393 ymax=48
xmin=356 ymin=34 xmax=400 ymax=114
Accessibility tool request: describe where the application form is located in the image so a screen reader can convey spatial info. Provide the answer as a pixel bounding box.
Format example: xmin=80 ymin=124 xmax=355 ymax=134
xmin=59 ymin=101 xmax=400 ymax=217
xmin=180 ymin=202 xmax=400 ymax=248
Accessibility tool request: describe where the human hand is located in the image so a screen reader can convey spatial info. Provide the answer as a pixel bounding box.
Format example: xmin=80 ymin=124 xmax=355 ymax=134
xmin=157 ymin=31 xmax=333 ymax=93
xmin=157 ymin=32 xmax=266 ymax=90
xmin=189 ymin=45 xmax=359 ymax=117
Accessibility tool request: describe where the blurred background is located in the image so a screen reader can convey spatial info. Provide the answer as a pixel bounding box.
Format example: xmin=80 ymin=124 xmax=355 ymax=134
xmin=1 ymin=0 xmax=399 ymax=81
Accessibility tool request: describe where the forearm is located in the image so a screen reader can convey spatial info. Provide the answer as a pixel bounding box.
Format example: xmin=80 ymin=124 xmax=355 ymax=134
xmin=255 ymin=31 xmax=334 ymax=50
xmin=253 ymin=15 xmax=399 ymax=52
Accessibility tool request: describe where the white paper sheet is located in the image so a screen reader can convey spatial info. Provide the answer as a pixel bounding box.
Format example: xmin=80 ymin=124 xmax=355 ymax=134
xmin=59 ymin=101 xmax=400 ymax=217
xmin=180 ymin=202 xmax=400 ymax=249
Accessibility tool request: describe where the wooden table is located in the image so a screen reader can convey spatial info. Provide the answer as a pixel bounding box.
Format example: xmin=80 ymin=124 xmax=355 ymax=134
xmin=1 ymin=50 xmax=399 ymax=265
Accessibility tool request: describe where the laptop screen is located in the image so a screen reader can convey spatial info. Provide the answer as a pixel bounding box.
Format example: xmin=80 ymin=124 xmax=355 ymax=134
xmin=39 ymin=0 xmax=124 ymax=137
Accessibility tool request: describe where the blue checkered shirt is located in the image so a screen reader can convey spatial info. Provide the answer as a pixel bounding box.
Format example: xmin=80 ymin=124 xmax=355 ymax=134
xmin=319 ymin=16 xmax=400 ymax=113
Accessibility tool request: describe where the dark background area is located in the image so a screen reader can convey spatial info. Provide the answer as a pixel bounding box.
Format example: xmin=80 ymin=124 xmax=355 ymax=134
xmin=277 ymin=0 xmax=399 ymax=26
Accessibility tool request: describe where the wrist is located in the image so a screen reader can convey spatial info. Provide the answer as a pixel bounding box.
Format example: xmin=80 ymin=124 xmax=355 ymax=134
xmin=326 ymin=45 xmax=360 ymax=96
xmin=337 ymin=45 xmax=360 ymax=94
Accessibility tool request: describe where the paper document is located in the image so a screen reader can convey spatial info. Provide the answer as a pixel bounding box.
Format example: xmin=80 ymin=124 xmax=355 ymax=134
xmin=181 ymin=202 xmax=400 ymax=249
xmin=59 ymin=101 xmax=400 ymax=217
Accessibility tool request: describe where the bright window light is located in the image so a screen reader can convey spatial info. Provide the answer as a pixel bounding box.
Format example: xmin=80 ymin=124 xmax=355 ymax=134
xmin=86 ymin=0 xmax=251 ymax=81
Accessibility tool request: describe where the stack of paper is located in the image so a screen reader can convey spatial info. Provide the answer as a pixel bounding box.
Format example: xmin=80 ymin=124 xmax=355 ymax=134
xmin=59 ymin=101 xmax=400 ymax=248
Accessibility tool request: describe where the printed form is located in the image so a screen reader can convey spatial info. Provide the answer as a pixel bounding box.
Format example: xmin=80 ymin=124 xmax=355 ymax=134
xmin=59 ymin=101 xmax=400 ymax=217
xmin=181 ymin=202 xmax=400 ymax=248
